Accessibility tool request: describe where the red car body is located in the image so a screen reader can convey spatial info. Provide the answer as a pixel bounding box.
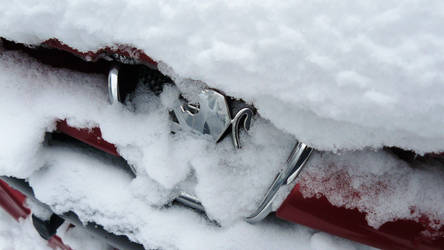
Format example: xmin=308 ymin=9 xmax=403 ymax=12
xmin=1 ymin=38 xmax=443 ymax=250
xmin=0 ymin=180 xmax=72 ymax=250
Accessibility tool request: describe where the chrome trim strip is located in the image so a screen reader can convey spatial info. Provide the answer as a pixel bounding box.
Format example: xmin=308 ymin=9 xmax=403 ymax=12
xmin=245 ymin=141 xmax=313 ymax=223
xmin=175 ymin=192 xmax=206 ymax=212
xmin=108 ymin=67 xmax=120 ymax=104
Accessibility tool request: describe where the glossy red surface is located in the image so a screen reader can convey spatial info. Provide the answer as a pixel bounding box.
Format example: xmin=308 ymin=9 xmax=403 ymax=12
xmin=0 ymin=180 xmax=73 ymax=250
xmin=277 ymin=184 xmax=444 ymax=250
xmin=56 ymin=120 xmax=119 ymax=156
xmin=0 ymin=180 xmax=30 ymax=220
xmin=43 ymin=38 xmax=158 ymax=68
xmin=48 ymin=235 xmax=73 ymax=250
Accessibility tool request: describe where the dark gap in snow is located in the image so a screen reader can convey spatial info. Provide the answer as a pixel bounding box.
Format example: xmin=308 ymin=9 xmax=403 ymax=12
xmin=45 ymin=132 xmax=136 ymax=178
xmin=385 ymin=146 xmax=444 ymax=166
xmin=2 ymin=38 xmax=111 ymax=74
xmin=1 ymin=38 xmax=172 ymax=103
xmin=1 ymin=37 xmax=257 ymax=125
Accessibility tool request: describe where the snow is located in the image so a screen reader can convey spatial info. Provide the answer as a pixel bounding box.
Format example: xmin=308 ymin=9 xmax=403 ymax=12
xmin=311 ymin=232 xmax=363 ymax=250
xmin=0 ymin=44 xmax=374 ymax=249
xmin=0 ymin=1 xmax=443 ymax=249
xmin=299 ymin=150 xmax=444 ymax=230
xmin=56 ymin=223 xmax=113 ymax=250
xmin=0 ymin=45 xmax=296 ymax=225
xmin=0 ymin=206 xmax=114 ymax=250
xmin=1 ymin=1 xmax=444 ymax=153
xmin=0 ymin=210 xmax=49 ymax=250
xmin=27 ymin=142 xmax=374 ymax=250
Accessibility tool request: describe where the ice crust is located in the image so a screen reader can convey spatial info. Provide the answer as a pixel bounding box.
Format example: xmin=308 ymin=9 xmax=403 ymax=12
xmin=1 ymin=1 xmax=444 ymax=153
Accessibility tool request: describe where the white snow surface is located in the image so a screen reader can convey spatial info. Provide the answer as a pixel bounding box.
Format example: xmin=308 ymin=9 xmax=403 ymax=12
xmin=299 ymin=151 xmax=444 ymax=230
xmin=0 ymin=207 xmax=115 ymax=250
xmin=0 ymin=44 xmax=375 ymax=249
xmin=0 ymin=2 xmax=444 ymax=249
xmin=27 ymin=143 xmax=373 ymax=250
xmin=0 ymin=46 xmax=293 ymax=225
xmin=0 ymin=210 xmax=49 ymax=250
xmin=0 ymin=0 xmax=443 ymax=153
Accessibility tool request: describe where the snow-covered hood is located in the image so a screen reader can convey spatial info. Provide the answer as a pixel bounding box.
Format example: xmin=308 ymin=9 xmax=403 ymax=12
xmin=1 ymin=0 xmax=443 ymax=153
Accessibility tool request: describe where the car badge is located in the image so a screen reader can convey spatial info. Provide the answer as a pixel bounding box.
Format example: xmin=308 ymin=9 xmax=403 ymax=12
xmin=171 ymin=89 xmax=253 ymax=149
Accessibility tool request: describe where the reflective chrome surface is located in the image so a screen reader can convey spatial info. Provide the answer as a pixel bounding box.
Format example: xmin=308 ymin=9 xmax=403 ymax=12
xmin=173 ymin=89 xmax=232 ymax=141
xmin=108 ymin=67 xmax=120 ymax=104
xmin=172 ymin=89 xmax=253 ymax=148
xmin=231 ymin=108 xmax=254 ymax=149
xmin=170 ymin=89 xmax=314 ymax=223
xmin=245 ymin=141 xmax=313 ymax=223
xmin=175 ymin=192 xmax=205 ymax=212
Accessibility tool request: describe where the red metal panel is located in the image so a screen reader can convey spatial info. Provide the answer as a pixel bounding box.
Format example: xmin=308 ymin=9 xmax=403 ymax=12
xmin=56 ymin=120 xmax=119 ymax=156
xmin=0 ymin=180 xmax=73 ymax=250
xmin=0 ymin=180 xmax=30 ymax=220
xmin=48 ymin=235 xmax=73 ymax=250
xmin=276 ymin=184 xmax=444 ymax=250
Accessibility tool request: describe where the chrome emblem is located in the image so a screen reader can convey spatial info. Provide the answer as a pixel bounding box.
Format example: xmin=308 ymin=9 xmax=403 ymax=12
xmin=105 ymin=66 xmax=314 ymax=223
xmin=172 ymin=89 xmax=253 ymax=148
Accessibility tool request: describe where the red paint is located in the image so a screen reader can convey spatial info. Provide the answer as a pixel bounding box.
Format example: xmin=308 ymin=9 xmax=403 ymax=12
xmin=0 ymin=180 xmax=30 ymax=220
xmin=43 ymin=38 xmax=158 ymax=68
xmin=0 ymin=180 xmax=73 ymax=250
xmin=48 ymin=235 xmax=73 ymax=250
xmin=277 ymin=184 xmax=444 ymax=250
xmin=426 ymin=152 xmax=444 ymax=161
xmin=56 ymin=120 xmax=119 ymax=156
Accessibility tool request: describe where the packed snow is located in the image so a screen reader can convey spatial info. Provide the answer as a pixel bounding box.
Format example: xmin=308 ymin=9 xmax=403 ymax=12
xmin=0 ymin=209 xmax=49 ymax=250
xmin=1 ymin=0 xmax=444 ymax=153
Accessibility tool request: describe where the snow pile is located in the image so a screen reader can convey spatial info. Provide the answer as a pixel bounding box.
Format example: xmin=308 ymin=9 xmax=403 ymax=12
xmin=1 ymin=1 xmax=444 ymax=153
xmin=0 ymin=209 xmax=49 ymax=250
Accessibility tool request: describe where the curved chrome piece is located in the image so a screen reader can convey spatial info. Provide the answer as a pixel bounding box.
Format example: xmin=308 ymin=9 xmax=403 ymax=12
xmin=245 ymin=141 xmax=313 ymax=223
xmin=172 ymin=89 xmax=253 ymax=148
xmin=231 ymin=108 xmax=254 ymax=149
xmin=175 ymin=192 xmax=205 ymax=212
xmin=108 ymin=67 xmax=120 ymax=104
